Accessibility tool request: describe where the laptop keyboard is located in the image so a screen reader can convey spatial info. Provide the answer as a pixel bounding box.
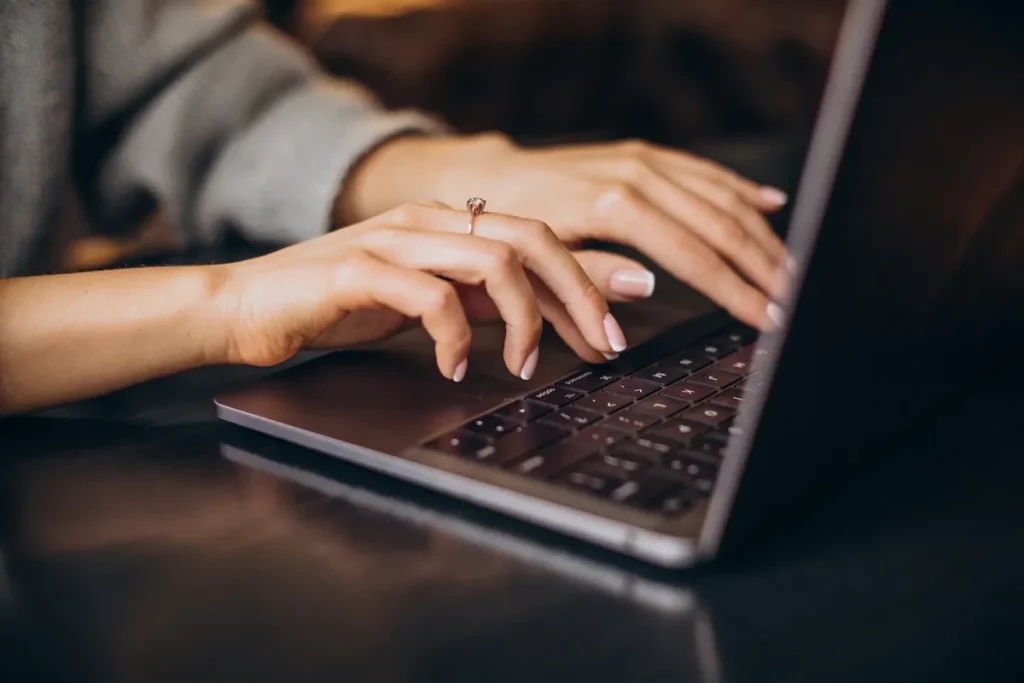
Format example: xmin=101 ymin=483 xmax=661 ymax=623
xmin=423 ymin=323 xmax=765 ymax=517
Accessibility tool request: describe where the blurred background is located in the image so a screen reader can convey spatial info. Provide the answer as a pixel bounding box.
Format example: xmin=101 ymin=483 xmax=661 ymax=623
xmin=66 ymin=0 xmax=846 ymax=270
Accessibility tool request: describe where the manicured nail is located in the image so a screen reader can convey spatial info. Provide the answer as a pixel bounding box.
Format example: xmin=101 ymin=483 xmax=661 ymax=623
xmin=520 ymin=347 xmax=539 ymax=381
xmin=610 ymin=269 xmax=656 ymax=299
xmin=785 ymin=255 xmax=798 ymax=276
xmin=603 ymin=312 xmax=628 ymax=353
xmin=760 ymin=187 xmax=788 ymax=206
xmin=602 ymin=352 xmax=619 ymax=361
xmin=766 ymin=302 xmax=786 ymax=329
xmin=453 ymin=359 xmax=468 ymax=383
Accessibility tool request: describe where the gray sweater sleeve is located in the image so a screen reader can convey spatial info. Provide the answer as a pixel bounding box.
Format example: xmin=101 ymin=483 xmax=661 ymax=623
xmin=77 ymin=0 xmax=446 ymax=245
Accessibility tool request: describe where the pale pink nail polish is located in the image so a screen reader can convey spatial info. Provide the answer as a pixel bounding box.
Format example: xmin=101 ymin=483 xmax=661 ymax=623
xmin=520 ymin=347 xmax=539 ymax=381
xmin=610 ymin=269 xmax=656 ymax=299
xmin=760 ymin=187 xmax=788 ymax=206
xmin=766 ymin=303 xmax=786 ymax=329
xmin=453 ymin=359 xmax=468 ymax=383
xmin=603 ymin=313 xmax=628 ymax=353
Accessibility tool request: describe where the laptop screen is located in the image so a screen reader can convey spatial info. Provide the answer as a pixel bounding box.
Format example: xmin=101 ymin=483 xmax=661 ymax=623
xmin=705 ymin=0 xmax=1024 ymax=553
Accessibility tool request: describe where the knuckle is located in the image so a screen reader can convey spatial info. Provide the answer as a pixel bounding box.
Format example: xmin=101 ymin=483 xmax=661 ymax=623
xmin=388 ymin=202 xmax=422 ymax=227
xmin=619 ymin=138 xmax=648 ymax=156
xmin=579 ymin=279 xmax=606 ymax=311
xmin=593 ymin=181 xmax=641 ymax=220
xmin=423 ymin=282 xmax=458 ymax=313
xmin=519 ymin=218 xmax=553 ymax=241
xmin=330 ymin=251 xmax=375 ymax=290
xmin=721 ymin=189 xmax=745 ymax=214
xmin=489 ymin=242 xmax=520 ymax=271
xmin=451 ymin=329 xmax=473 ymax=354
xmin=619 ymin=157 xmax=650 ymax=184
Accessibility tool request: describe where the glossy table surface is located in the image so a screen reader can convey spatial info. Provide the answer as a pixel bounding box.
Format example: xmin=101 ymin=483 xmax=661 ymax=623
xmin=2 ymin=352 xmax=1023 ymax=683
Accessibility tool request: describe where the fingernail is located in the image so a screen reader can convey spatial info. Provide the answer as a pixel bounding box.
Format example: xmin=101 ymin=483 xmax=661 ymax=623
xmin=760 ymin=187 xmax=788 ymax=206
xmin=520 ymin=347 xmax=539 ymax=381
xmin=603 ymin=312 xmax=628 ymax=353
xmin=785 ymin=255 xmax=798 ymax=276
xmin=602 ymin=352 xmax=619 ymax=361
xmin=766 ymin=302 xmax=786 ymax=330
xmin=610 ymin=269 xmax=656 ymax=299
xmin=453 ymin=359 xmax=468 ymax=383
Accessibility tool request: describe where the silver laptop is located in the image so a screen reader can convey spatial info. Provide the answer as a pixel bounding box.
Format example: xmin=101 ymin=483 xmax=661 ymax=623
xmin=217 ymin=0 xmax=1024 ymax=567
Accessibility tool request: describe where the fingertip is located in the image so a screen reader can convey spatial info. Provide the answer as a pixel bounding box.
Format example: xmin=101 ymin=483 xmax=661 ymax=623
xmin=765 ymin=302 xmax=787 ymax=331
xmin=452 ymin=358 xmax=468 ymax=383
xmin=758 ymin=186 xmax=789 ymax=210
xmin=520 ymin=347 xmax=539 ymax=381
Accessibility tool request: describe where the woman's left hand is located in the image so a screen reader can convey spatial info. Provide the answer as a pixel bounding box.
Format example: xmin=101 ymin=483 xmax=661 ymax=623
xmin=342 ymin=134 xmax=791 ymax=330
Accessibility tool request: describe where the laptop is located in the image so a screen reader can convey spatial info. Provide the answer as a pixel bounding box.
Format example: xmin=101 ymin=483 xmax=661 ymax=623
xmin=216 ymin=0 xmax=1024 ymax=567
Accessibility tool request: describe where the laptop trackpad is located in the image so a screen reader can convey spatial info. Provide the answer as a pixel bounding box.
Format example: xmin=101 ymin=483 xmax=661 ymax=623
xmin=215 ymin=340 xmax=531 ymax=455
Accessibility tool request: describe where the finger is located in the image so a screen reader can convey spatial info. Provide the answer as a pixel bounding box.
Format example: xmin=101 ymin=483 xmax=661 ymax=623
xmin=356 ymin=227 xmax=542 ymax=379
xmin=663 ymin=171 xmax=789 ymax=267
xmin=330 ymin=252 xmax=472 ymax=380
xmin=594 ymin=192 xmax=775 ymax=330
xmin=460 ymin=276 xmax=606 ymax=365
xmin=641 ymin=143 xmax=789 ymax=212
xmin=598 ymin=172 xmax=783 ymax=298
xmin=388 ymin=203 xmax=623 ymax=355
xmin=528 ymin=274 xmax=607 ymax=364
xmin=571 ymin=250 xmax=657 ymax=302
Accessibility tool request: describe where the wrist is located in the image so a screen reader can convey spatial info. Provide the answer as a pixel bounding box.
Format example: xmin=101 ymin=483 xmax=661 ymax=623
xmin=192 ymin=264 xmax=237 ymax=367
xmin=338 ymin=132 xmax=517 ymax=223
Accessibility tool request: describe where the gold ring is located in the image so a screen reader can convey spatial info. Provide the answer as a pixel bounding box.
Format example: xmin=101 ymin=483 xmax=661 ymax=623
xmin=466 ymin=197 xmax=486 ymax=235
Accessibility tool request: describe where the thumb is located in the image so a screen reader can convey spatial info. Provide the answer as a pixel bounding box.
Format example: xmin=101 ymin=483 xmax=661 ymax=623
xmin=572 ymin=250 xmax=656 ymax=302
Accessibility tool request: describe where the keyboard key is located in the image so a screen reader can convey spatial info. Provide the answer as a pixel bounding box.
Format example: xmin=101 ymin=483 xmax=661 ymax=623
xmin=680 ymin=404 xmax=736 ymax=425
xmin=715 ymin=348 xmax=754 ymax=374
xmin=575 ymin=424 xmax=629 ymax=450
xmin=512 ymin=440 xmax=592 ymax=477
xmin=663 ymin=352 xmax=712 ymax=373
xmin=540 ymin=406 xmax=603 ymax=430
xmin=464 ymin=414 xmax=517 ymax=438
xmin=529 ymin=385 xmax=583 ymax=407
xmin=560 ymin=368 xmax=621 ymax=393
xmin=709 ymin=388 xmax=745 ymax=410
xmin=426 ymin=431 xmax=490 ymax=457
xmin=723 ymin=325 xmax=758 ymax=345
xmin=663 ymin=453 xmax=718 ymax=482
xmin=603 ymin=408 xmax=659 ymax=433
xmin=611 ymin=437 xmax=678 ymax=462
xmin=650 ymin=485 xmax=698 ymax=514
xmin=632 ymin=395 xmax=688 ymax=418
xmin=659 ymin=382 xmax=715 ymax=403
xmin=693 ymin=338 xmax=737 ymax=358
xmin=630 ymin=364 xmax=690 ymax=385
xmin=609 ymin=475 xmax=678 ymax=507
xmin=691 ymin=434 xmax=728 ymax=457
xmin=599 ymin=451 xmax=648 ymax=473
xmin=496 ymin=400 xmax=553 ymax=423
xmin=727 ymin=422 xmax=747 ymax=438
xmin=646 ymin=418 xmax=709 ymax=443
xmin=559 ymin=467 xmax=623 ymax=497
xmin=687 ymin=368 xmax=742 ymax=389
xmin=473 ymin=423 xmax=568 ymax=464
xmin=572 ymin=391 xmax=630 ymax=414
xmin=604 ymin=378 xmax=661 ymax=399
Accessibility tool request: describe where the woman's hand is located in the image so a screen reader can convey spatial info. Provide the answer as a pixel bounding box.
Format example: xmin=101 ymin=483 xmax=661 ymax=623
xmin=217 ymin=202 xmax=624 ymax=380
xmin=342 ymin=134 xmax=792 ymax=330
xmin=0 ymin=202 xmax=624 ymax=414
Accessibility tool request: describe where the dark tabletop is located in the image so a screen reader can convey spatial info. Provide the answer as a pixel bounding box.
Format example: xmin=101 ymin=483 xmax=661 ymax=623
xmin=2 ymin=346 xmax=1024 ymax=683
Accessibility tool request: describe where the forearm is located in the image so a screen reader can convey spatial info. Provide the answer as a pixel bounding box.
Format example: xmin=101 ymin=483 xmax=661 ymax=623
xmin=0 ymin=268 xmax=227 ymax=415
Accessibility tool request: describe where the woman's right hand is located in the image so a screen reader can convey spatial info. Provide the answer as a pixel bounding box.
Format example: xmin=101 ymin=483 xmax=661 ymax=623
xmin=213 ymin=202 xmax=628 ymax=381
